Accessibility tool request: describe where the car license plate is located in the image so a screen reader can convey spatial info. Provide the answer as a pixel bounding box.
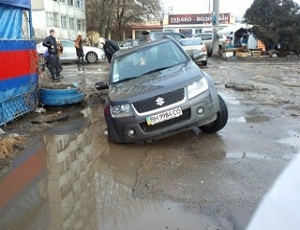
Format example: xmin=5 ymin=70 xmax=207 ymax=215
xmin=146 ymin=108 xmax=183 ymax=126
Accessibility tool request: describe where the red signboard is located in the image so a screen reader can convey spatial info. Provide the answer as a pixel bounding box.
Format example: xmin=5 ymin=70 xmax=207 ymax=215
xmin=168 ymin=13 xmax=230 ymax=25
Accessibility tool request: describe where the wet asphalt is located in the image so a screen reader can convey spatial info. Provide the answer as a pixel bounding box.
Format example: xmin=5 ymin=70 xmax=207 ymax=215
xmin=0 ymin=58 xmax=299 ymax=230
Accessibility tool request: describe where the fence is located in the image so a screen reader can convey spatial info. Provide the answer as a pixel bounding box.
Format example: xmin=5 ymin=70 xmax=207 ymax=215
xmin=0 ymin=3 xmax=38 ymax=126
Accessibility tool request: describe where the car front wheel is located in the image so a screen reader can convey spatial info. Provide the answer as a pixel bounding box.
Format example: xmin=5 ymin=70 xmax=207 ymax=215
xmin=86 ymin=52 xmax=98 ymax=63
xmin=199 ymin=94 xmax=228 ymax=133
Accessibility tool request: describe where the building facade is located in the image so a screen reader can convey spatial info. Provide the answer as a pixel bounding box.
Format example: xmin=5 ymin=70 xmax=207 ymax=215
xmin=31 ymin=0 xmax=86 ymax=40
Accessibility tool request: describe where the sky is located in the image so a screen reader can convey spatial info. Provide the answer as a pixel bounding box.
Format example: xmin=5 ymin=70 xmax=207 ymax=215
xmin=162 ymin=0 xmax=300 ymax=18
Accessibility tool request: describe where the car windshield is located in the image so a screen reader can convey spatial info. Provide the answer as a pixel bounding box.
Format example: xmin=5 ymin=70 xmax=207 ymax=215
xmin=180 ymin=38 xmax=202 ymax=46
xmin=111 ymin=41 xmax=188 ymax=84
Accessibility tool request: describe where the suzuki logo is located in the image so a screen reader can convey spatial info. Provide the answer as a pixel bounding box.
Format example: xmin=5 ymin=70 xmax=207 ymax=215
xmin=155 ymin=97 xmax=165 ymax=106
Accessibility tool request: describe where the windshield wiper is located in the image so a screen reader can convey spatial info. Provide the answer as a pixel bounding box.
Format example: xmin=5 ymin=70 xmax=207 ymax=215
xmin=114 ymin=63 xmax=184 ymax=84
xmin=140 ymin=65 xmax=178 ymax=76
xmin=114 ymin=76 xmax=141 ymax=84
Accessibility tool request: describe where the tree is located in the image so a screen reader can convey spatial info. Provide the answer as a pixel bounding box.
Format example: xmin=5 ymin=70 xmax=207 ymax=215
xmin=244 ymin=0 xmax=300 ymax=56
xmin=86 ymin=0 xmax=162 ymax=41
xmin=114 ymin=0 xmax=161 ymax=40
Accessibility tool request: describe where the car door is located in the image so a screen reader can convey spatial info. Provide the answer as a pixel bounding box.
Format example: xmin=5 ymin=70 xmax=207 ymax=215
xmin=60 ymin=40 xmax=77 ymax=62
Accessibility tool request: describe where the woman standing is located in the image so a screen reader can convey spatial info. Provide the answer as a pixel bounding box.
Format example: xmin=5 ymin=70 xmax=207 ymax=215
xmin=75 ymin=34 xmax=84 ymax=65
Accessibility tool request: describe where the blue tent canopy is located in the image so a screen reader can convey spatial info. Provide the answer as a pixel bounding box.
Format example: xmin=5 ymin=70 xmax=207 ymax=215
xmin=0 ymin=0 xmax=31 ymax=9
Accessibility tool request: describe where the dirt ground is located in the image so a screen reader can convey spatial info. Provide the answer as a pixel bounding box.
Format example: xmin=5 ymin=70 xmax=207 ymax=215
xmin=0 ymin=134 xmax=27 ymax=170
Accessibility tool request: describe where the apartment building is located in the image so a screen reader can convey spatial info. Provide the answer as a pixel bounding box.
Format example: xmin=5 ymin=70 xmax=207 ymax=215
xmin=31 ymin=0 xmax=86 ymax=40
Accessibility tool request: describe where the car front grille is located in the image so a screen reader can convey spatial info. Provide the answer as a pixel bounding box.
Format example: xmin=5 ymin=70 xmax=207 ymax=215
xmin=139 ymin=108 xmax=191 ymax=132
xmin=132 ymin=88 xmax=185 ymax=113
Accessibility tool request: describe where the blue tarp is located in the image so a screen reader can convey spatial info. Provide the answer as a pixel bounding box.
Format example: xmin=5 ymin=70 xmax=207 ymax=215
xmin=0 ymin=0 xmax=31 ymax=9
xmin=0 ymin=5 xmax=23 ymax=39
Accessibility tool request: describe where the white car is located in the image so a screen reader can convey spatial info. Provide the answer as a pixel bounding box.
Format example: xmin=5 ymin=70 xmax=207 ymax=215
xmin=179 ymin=38 xmax=208 ymax=66
xmin=36 ymin=39 xmax=105 ymax=63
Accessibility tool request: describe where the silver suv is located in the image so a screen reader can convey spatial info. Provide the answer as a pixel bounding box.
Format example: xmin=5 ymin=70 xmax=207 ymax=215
xmin=193 ymin=33 xmax=229 ymax=54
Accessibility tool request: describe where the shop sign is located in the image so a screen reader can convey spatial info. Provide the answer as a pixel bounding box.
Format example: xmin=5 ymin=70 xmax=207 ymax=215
xmin=168 ymin=13 xmax=230 ymax=25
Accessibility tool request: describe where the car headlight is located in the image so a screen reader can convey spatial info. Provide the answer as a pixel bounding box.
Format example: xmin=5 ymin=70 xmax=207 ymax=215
xmin=187 ymin=78 xmax=209 ymax=99
xmin=110 ymin=104 xmax=134 ymax=118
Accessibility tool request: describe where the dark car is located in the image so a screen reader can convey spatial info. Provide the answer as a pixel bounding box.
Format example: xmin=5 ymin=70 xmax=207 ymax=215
xmin=96 ymin=39 xmax=228 ymax=143
xmin=139 ymin=31 xmax=186 ymax=44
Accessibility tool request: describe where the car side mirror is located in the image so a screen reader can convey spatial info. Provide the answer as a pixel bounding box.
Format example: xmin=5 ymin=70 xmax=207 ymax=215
xmin=95 ymin=80 xmax=108 ymax=90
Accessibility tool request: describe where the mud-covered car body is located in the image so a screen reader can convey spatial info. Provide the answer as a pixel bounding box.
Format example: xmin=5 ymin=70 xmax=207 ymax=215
xmin=96 ymin=39 xmax=228 ymax=143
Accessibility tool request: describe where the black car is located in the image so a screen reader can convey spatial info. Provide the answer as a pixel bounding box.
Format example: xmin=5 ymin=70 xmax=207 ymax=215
xmin=96 ymin=39 xmax=228 ymax=143
xmin=139 ymin=31 xmax=186 ymax=44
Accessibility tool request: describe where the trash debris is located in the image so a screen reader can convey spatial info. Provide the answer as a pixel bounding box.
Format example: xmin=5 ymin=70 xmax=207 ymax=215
xmin=225 ymin=83 xmax=255 ymax=91
xmin=0 ymin=128 xmax=5 ymax=135
xmin=34 ymin=107 xmax=47 ymax=113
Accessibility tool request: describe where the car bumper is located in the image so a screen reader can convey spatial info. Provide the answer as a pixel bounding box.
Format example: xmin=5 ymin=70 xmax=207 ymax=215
xmin=193 ymin=53 xmax=208 ymax=63
xmin=105 ymin=90 xmax=220 ymax=143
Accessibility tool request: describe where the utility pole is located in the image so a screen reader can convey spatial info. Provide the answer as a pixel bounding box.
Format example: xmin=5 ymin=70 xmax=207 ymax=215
xmin=212 ymin=0 xmax=220 ymax=56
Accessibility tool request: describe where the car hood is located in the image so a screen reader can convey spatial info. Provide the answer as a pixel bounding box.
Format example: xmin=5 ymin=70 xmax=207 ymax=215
xmin=108 ymin=61 xmax=204 ymax=104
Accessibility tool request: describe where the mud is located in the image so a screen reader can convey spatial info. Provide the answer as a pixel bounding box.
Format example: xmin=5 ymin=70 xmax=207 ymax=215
xmin=0 ymin=59 xmax=300 ymax=230
xmin=0 ymin=134 xmax=27 ymax=170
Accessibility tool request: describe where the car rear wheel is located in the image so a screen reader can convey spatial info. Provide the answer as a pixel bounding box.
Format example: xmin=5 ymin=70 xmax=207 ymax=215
xmin=199 ymin=95 xmax=228 ymax=133
xmin=86 ymin=52 xmax=98 ymax=63
xmin=202 ymin=60 xmax=208 ymax=66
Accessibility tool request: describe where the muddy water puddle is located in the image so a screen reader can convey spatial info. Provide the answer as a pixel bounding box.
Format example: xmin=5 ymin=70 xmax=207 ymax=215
xmin=0 ymin=105 xmax=218 ymax=230
xmin=229 ymin=115 xmax=270 ymax=124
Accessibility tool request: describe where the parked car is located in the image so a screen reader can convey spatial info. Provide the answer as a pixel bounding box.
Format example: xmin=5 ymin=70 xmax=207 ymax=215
xmin=139 ymin=31 xmax=186 ymax=44
xmin=95 ymin=39 xmax=228 ymax=143
xmin=119 ymin=39 xmax=139 ymax=50
xmin=179 ymin=38 xmax=208 ymax=66
xmin=36 ymin=40 xmax=105 ymax=63
xmin=192 ymin=33 xmax=230 ymax=54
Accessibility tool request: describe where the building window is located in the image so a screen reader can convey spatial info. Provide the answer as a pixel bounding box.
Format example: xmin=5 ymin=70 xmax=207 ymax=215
xmin=77 ymin=19 xmax=83 ymax=31
xmin=69 ymin=18 xmax=75 ymax=30
xmin=75 ymin=0 xmax=84 ymax=10
xmin=61 ymin=15 xmax=68 ymax=29
xmin=59 ymin=0 xmax=67 ymax=3
xmin=46 ymin=12 xmax=53 ymax=26
xmin=68 ymin=0 xmax=73 ymax=6
xmin=54 ymin=13 xmax=59 ymax=27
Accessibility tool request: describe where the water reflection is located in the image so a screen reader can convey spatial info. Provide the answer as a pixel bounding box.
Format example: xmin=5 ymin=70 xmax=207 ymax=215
xmin=0 ymin=104 xmax=228 ymax=230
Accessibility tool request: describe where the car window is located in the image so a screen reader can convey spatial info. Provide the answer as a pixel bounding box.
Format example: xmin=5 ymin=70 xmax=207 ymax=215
xmin=133 ymin=40 xmax=139 ymax=46
xmin=112 ymin=41 xmax=188 ymax=83
xmin=61 ymin=41 xmax=74 ymax=47
xmin=173 ymin=34 xmax=185 ymax=42
xmin=201 ymin=35 xmax=212 ymax=40
xmin=122 ymin=41 xmax=132 ymax=47
xmin=180 ymin=39 xmax=202 ymax=46
xmin=154 ymin=33 xmax=164 ymax=39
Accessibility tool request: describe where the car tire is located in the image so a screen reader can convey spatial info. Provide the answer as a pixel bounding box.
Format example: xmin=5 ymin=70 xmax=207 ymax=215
xmin=202 ymin=60 xmax=208 ymax=66
xmin=86 ymin=52 xmax=98 ymax=63
xmin=199 ymin=95 xmax=228 ymax=133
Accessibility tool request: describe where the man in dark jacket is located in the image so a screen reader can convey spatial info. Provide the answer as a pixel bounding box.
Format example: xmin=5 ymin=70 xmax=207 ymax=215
xmin=43 ymin=29 xmax=60 ymax=79
xmin=99 ymin=37 xmax=120 ymax=63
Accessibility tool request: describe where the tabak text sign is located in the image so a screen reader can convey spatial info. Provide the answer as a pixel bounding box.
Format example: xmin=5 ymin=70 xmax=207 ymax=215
xmin=168 ymin=13 xmax=230 ymax=25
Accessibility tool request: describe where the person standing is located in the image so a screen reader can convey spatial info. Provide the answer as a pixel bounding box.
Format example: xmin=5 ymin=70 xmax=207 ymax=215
xmin=56 ymin=40 xmax=64 ymax=71
xmin=75 ymin=34 xmax=84 ymax=65
xmin=43 ymin=29 xmax=60 ymax=79
xmin=99 ymin=37 xmax=120 ymax=63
